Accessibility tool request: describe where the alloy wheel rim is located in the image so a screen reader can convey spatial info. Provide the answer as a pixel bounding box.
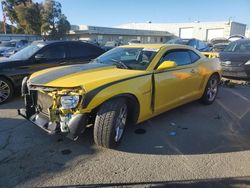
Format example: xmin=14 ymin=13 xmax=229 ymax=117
xmin=0 ymin=80 xmax=10 ymax=103
xmin=207 ymin=78 xmax=218 ymax=102
xmin=115 ymin=104 xmax=127 ymax=142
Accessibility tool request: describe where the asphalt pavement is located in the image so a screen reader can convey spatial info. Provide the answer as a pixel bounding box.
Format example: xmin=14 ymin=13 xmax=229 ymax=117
xmin=0 ymin=85 xmax=250 ymax=188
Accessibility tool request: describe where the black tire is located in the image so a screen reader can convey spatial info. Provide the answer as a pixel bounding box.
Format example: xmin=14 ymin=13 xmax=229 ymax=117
xmin=93 ymin=98 xmax=128 ymax=148
xmin=0 ymin=77 xmax=14 ymax=104
xmin=200 ymin=74 xmax=220 ymax=105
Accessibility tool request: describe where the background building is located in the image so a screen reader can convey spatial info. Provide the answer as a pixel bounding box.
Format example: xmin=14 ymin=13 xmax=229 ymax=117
xmin=117 ymin=21 xmax=247 ymax=41
xmin=69 ymin=25 xmax=175 ymax=45
xmin=0 ymin=34 xmax=42 ymax=41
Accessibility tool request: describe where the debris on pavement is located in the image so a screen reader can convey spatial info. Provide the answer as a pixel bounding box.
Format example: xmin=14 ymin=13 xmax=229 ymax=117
xmin=170 ymin=122 xmax=176 ymax=126
xmin=169 ymin=131 xmax=177 ymax=136
xmin=220 ymin=78 xmax=250 ymax=88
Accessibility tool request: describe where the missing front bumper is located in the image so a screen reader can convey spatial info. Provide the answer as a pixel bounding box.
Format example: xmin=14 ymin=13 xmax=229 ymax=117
xmin=18 ymin=108 xmax=88 ymax=140
xmin=18 ymin=108 xmax=57 ymax=134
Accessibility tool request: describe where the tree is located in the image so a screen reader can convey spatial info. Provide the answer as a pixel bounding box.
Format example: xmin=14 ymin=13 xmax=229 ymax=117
xmin=0 ymin=21 xmax=18 ymax=33
xmin=2 ymin=0 xmax=31 ymax=25
xmin=41 ymin=0 xmax=70 ymax=39
xmin=56 ymin=14 xmax=70 ymax=39
xmin=1 ymin=0 xmax=70 ymax=38
xmin=15 ymin=2 xmax=42 ymax=34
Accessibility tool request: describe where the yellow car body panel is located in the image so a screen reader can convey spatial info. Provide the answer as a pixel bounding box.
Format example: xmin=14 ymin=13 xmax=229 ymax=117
xmin=24 ymin=44 xmax=221 ymax=124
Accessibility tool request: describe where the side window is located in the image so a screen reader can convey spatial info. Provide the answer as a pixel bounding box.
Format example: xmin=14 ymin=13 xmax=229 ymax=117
xmin=70 ymin=43 xmax=88 ymax=58
xmin=161 ymin=50 xmax=192 ymax=66
xmin=69 ymin=43 xmax=103 ymax=58
xmin=40 ymin=45 xmax=66 ymax=59
xmin=86 ymin=44 xmax=104 ymax=57
xmin=188 ymin=50 xmax=200 ymax=62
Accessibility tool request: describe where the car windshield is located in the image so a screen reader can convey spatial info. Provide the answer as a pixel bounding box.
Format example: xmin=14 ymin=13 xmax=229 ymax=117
xmin=223 ymin=41 xmax=250 ymax=53
xmin=92 ymin=47 xmax=158 ymax=70
xmin=9 ymin=43 xmax=45 ymax=60
xmin=0 ymin=41 xmax=16 ymax=47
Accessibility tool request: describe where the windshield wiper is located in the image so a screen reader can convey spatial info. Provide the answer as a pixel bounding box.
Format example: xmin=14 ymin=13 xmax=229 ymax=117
xmin=111 ymin=59 xmax=131 ymax=69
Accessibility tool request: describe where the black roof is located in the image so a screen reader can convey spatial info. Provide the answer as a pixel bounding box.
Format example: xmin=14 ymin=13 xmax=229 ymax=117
xmin=31 ymin=40 xmax=88 ymax=45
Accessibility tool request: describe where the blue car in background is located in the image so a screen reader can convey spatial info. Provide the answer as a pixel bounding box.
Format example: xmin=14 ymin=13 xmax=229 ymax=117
xmin=167 ymin=38 xmax=211 ymax=52
xmin=0 ymin=40 xmax=29 ymax=57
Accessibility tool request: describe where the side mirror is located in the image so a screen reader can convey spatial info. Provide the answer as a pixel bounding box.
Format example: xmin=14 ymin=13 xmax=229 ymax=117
xmin=156 ymin=61 xmax=177 ymax=71
xmin=34 ymin=54 xmax=45 ymax=61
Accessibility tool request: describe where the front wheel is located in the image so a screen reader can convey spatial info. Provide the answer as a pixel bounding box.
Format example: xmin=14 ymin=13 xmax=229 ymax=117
xmin=93 ymin=98 xmax=128 ymax=148
xmin=200 ymin=74 xmax=219 ymax=105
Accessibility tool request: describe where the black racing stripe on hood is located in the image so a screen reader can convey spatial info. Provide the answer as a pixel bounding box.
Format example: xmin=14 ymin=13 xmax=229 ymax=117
xmin=82 ymin=73 xmax=152 ymax=108
xmin=29 ymin=63 xmax=110 ymax=85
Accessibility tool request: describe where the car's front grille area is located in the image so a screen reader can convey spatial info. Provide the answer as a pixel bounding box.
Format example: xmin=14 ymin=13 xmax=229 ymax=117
xmin=37 ymin=91 xmax=53 ymax=115
xmin=221 ymin=66 xmax=245 ymax=72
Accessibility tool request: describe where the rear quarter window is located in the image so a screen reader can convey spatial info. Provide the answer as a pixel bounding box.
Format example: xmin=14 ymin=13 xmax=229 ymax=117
xmin=188 ymin=50 xmax=200 ymax=62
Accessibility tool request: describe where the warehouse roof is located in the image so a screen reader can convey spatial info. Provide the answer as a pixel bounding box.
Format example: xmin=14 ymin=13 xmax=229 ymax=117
xmin=70 ymin=25 xmax=173 ymax=37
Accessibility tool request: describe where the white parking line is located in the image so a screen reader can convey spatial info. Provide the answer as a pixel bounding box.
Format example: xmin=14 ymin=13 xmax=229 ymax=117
xmin=223 ymin=88 xmax=250 ymax=103
xmin=216 ymin=99 xmax=250 ymax=120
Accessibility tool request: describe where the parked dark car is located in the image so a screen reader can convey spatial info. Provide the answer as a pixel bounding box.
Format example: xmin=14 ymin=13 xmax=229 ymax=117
xmin=209 ymin=37 xmax=230 ymax=52
xmin=0 ymin=40 xmax=29 ymax=57
xmin=220 ymin=39 xmax=250 ymax=80
xmin=167 ymin=38 xmax=211 ymax=52
xmin=102 ymin=41 xmax=122 ymax=51
xmin=0 ymin=40 xmax=105 ymax=104
xmin=128 ymin=39 xmax=141 ymax=45
xmin=228 ymin=35 xmax=245 ymax=42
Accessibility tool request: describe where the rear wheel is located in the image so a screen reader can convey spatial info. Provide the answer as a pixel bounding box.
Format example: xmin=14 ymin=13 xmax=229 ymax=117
xmin=200 ymin=74 xmax=219 ymax=105
xmin=0 ymin=77 xmax=13 ymax=104
xmin=93 ymin=98 xmax=128 ymax=148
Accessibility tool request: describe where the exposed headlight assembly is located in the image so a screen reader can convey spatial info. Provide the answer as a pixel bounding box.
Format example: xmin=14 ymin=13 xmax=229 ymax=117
xmin=245 ymin=60 xmax=250 ymax=65
xmin=60 ymin=95 xmax=80 ymax=109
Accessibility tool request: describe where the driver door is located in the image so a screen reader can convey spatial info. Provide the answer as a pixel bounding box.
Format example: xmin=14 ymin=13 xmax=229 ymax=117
xmin=29 ymin=44 xmax=69 ymax=72
xmin=154 ymin=49 xmax=203 ymax=114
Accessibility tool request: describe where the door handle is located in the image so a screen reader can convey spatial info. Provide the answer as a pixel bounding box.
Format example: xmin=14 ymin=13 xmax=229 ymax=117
xmin=190 ymin=69 xmax=197 ymax=74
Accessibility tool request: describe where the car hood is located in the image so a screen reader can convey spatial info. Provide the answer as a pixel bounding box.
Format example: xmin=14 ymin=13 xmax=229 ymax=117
xmin=219 ymin=52 xmax=250 ymax=65
xmin=29 ymin=63 xmax=148 ymax=92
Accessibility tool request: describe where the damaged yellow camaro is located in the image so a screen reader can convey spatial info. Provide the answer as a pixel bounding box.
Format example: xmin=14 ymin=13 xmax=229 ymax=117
xmin=18 ymin=44 xmax=221 ymax=148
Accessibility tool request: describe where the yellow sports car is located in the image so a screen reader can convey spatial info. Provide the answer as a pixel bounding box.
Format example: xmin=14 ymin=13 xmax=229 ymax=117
xmin=18 ymin=44 xmax=221 ymax=148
